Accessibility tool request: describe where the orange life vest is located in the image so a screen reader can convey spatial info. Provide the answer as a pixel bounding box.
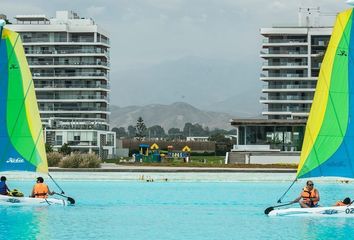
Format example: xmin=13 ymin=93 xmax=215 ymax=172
xmin=301 ymin=187 xmax=318 ymax=205
xmin=33 ymin=183 xmax=49 ymax=198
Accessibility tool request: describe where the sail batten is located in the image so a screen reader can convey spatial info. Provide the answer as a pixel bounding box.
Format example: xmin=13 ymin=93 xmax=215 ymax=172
xmin=0 ymin=27 xmax=48 ymax=173
xmin=297 ymin=9 xmax=354 ymax=179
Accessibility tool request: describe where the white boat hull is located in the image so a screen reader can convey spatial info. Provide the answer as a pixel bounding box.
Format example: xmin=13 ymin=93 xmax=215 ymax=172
xmin=269 ymin=206 xmax=354 ymax=217
xmin=0 ymin=194 xmax=68 ymax=206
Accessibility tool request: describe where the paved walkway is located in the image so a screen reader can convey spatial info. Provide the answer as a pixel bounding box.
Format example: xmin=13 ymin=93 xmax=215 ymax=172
xmin=49 ymin=163 xmax=296 ymax=173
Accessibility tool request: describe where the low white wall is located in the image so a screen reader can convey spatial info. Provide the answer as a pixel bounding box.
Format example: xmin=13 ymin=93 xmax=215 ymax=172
xmin=250 ymin=154 xmax=299 ymax=164
xmin=233 ymin=145 xmax=272 ymax=151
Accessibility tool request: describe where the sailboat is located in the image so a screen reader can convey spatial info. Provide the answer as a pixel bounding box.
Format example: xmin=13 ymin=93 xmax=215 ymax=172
xmin=265 ymin=7 xmax=354 ymax=216
xmin=0 ymin=20 xmax=74 ymax=206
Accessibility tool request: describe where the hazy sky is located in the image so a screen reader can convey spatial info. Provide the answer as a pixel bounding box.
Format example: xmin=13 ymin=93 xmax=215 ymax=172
xmin=1 ymin=0 xmax=350 ymax=116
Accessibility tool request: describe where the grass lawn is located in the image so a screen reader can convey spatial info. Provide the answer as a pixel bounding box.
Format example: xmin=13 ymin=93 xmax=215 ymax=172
xmin=104 ymin=156 xmax=298 ymax=169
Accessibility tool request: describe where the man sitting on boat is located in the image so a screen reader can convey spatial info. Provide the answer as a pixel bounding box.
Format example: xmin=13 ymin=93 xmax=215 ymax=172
xmin=31 ymin=177 xmax=55 ymax=198
xmin=292 ymin=180 xmax=320 ymax=208
xmin=334 ymin=197 xmax=351 ymax=206
xmin=0 ymin=176 xmax=10 ymax=195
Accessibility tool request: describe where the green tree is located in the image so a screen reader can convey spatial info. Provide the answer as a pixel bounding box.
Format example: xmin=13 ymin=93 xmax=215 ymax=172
xmin=147 ymin=125 xmax=166 ymax=139
xmin=59 ymin=143 xmax=72 ymax=155
xmin=183 ymin=123 xmax=209 ymax=137
xmin=167 ymin=128 xmax=183 ymax=140
xmin=112 ymin=127 xmax=127 ymax=138
xmin=135 ymin=117 xmax=147 ymax=141
xmin=127 ymin=125 xmax=136 ymax=138
xmin=209 ymin=133 xmax=233 ymax=155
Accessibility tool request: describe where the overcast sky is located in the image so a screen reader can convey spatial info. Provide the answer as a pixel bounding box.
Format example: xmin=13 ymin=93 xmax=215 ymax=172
xmin=1 ymin=0 xmax=351 ymax=116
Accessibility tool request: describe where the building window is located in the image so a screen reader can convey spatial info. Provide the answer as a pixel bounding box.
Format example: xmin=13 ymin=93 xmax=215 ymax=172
xmin=56 ymin=135 xmax=63 ymax=145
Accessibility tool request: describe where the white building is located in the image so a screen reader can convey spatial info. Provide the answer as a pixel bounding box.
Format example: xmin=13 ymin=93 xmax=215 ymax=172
xmin=260 ymin=7 xmax=333 ymax=120
xmin=186 ymin=136 xmax=209 ymax=142
xmin=6 ymin=11 xmax=116 ymax=158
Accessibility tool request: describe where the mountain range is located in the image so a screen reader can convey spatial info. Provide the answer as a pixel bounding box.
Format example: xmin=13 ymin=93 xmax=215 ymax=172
xmin=110 ymin=102 xmax=239 ymax=130
xmin=110 ymin=56 xmax=263 ymax=117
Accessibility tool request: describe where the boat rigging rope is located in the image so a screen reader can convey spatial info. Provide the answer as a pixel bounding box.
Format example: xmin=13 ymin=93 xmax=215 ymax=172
xmin=277 ymin=178 xmax=297 ymax=203
xmin=48 ymin=173 xmax=65 ymax=194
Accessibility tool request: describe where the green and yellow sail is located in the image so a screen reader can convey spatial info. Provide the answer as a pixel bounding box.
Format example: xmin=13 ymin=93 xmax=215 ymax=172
xmin=297 ymin=9 xmax=354 ymax=179
xmin=0 ymin=23 xmax=47 ymax=173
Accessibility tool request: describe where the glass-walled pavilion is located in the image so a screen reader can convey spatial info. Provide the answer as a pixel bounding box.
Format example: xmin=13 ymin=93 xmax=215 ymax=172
xmin=230 ymin=119 xmax=306 ymax=152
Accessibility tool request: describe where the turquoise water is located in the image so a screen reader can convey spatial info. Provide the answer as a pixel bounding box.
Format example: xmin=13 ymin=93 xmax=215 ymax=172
xmin=1 ymin=179 xmax=354 ymax=240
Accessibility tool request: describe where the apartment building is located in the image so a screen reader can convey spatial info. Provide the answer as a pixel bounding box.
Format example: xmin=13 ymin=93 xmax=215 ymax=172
xmin=260 ymin=8 xmax=333 ymax=120
xmin=6 ymin=11 xmax=115 ymax=158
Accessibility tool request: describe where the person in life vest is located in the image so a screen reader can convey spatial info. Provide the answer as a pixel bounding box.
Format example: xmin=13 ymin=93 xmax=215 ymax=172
xmin=334 ymin=197 xmax=351 ymax=206
xmin=30 ymin=177 xmax=55 ymax=198
xmin=0 ymin=176 xmax=10 ymax=195
xmin=292 ymin=180 xmax=320 ymax=208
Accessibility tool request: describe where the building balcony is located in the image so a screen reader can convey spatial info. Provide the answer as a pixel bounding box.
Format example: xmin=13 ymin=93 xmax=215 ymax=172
xmin=262 ymin=84 xmax=316 ymax=92
xmin=53 ymin=140 xmax=98 ymax=147
xmin=261 ymin=73 xmax=307 ymax=78
xmin=37 ymin=94 xmax=108 ymax=101
xmin=40 ymin=108 xmax=110 ymax=114
xmin=260 ymin=50 xmax=308 ymax=59
xmin=29 ymin=61 xmax=110 ymax=69
xmin=22 ymin=37 xmax=103 ymax=44
xmin=262 ymin=62 xmax=308 ymax=70
xmin=262 ymin=106 xmax=311 ymax=116
xmin=45 ymin=119 xmax=109 ymax=131
xmin=32 ymin=72 xmax=108 ymax=78
xmin=25 ymin=49 xmax=108 ymax=55
xmin=35 ymin=83 xmax=109 ymax=90
xmin=260 ymin=96 xmax=313 ymax=104
xmin=262 ymin=111 xmax=310 ymax=117
xmin=266 ymin=95 xmax=313 ymax=100
xmin=41 ymin=116 xmax=108 ymax=122
xmin=260 ymin=73 xmax=314 ymax=81
xmin=22 ymin=37 xmax=68 ymax=43
xmin=262 ymin=39 xmax=307 ymax=44
xmin=262 ymin=88 xmax=315 ymax=93
xmin=260 ymin=100 xmax=312 ymax=104
xmin=23 ymin=41 xmax=110 ymax=47
xmin=311 ymin=41 xmax=328 ymax=47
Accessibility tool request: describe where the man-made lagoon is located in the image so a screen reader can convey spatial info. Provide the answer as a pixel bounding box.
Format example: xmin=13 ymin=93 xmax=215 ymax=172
xmin=1 ymin=172 xmax=354 ymax=240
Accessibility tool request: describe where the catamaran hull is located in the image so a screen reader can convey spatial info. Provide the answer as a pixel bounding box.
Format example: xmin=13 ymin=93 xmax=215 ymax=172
xmin=0 ymin=195 xmax=69 ymax=206
xmin=269 ymin=206 xmax=354 ymax=217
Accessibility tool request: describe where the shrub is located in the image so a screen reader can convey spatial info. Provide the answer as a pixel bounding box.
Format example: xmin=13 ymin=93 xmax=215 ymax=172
xmin=59 ymin=153 xmax=101 ymax=168
xmin=59 ymin=143 xmax=72 ymax=155
xmin=47 ymin=152 xmax=63 ymax=167
xmin=45 ymin=143 xmax=53 ymax=153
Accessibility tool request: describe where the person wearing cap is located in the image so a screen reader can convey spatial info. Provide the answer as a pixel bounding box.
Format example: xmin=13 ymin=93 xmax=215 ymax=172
xmin=292 ymin=180 xmax=320 ymax=208
xmin=0 ymin=176 xmax=10 ymax=195
xmin=30 ymin=177 xmax=55 ymax=198
xmin=334 ymin=197 xmax=351 ymax=206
